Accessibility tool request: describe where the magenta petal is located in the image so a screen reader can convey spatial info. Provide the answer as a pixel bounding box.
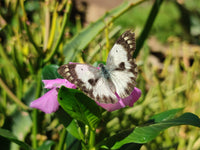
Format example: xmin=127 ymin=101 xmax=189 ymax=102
xmin=42 ymin=79 xmax=76 ymax=89
xmin=127 ymin=87 xmax=142 ymax=106
xmin=96 ymin=99 xmax=125 ymax=112
xmin=96 ymin=87 xmax=141 ymax=112
xmin=30 ymin=88 xmax=59 ymax=113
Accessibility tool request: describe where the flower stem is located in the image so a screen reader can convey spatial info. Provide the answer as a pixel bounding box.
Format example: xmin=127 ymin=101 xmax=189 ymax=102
xmin=32 ymin=109 xmax=38 ymax=149
xmin=32 ymin=70 xmax=42 ymax=148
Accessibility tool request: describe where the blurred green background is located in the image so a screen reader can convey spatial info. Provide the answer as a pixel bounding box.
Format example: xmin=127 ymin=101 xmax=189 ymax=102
xmin=0 ymin=0 xmax=200 ymax=149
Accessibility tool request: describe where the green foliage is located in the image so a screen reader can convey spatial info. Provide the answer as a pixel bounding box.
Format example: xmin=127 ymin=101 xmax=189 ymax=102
xmin=0 ymin=128 xmax=32 ymax=150
xmin=0 ymin=0 xmax=200 ymax=150
xmin=112 ymin=112 xmax=200 ymax=149
xmin=58 ymin=87 xmax=101 ymax=130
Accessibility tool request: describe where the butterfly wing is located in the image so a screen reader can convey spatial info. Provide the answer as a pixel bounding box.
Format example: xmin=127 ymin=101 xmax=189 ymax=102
xmin=106 ymin=30 xmax=137 ymax=98
xmin=57 ymin=63 xmax=118 ymax=103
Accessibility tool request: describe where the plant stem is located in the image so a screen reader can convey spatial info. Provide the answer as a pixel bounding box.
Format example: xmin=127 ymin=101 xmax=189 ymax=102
xmin=89 ymin=130 xmax=96 ymax=150
xmin=32 ymin=70 xmax=42 ymax=149
xmin=32 ymin=109 xmax=37 ymax=149
xmin=0 ymin=77 xmax=29 ymax=110
xmin=57 ymin=127 xmax=67 ymax=150
xmin=47 ymin=3 xmax=58 ymax=50
xmin=134 ymin=0 xmax=164 ymax=58
xmin=44 ymin=0 xmax=72 ymax=63
xmin=43 ymin=0 xmax=50 ymax=51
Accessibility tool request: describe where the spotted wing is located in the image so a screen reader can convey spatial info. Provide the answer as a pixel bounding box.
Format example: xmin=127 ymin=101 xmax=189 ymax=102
xmin=57 ymin=63 xmax=118 ymax=103
xmin=106 ymin=30 xmax=137 ymax=98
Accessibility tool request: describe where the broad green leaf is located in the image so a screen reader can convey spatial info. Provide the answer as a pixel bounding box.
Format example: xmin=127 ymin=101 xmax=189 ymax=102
xmin=42 ymin=64 xmax=61 ymax=79
xmin=63 ymin=0 xmax=145 ymax=63
xmin=99 ymin=108 xmax=183 ymax=149
xmin=36 ymin=140 xmax=55 ymax=150
xmin=58 ymin=86 xmax=101 ymax=130
xmin=112 ymin=112 xmax=200 ymax=149
xmin=0 ymin=128 xmax=32 ymax=150
xmin=150 ymin=108 xmax=184 ymax=122
xmin=97 ymin=129 xmax=135 ymax=149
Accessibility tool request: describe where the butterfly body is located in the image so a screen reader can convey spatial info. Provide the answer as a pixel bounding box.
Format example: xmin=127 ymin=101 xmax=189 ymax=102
xmin=58 ymin=30 xmax=137 ymax=104
xmin=99 ymin=63 xmax=111 ymax=80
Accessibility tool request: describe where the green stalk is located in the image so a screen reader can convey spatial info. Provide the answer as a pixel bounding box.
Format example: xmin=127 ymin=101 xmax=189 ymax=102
xmin=89 ymin=130 xmax=95 ymax=150
xmin=43 ymin=0 xmax=50 ymax=51
xmin=32 ymin=109 xmax=38 ymax=149
xmin=32 ymin=70 xmax=42 ymax=148
xmin=44 ymin=0 xmax=72 ymax=63
xmin=57 ymin=128 xmax=67 ymax=150
xmin=134 ymin=0 xmax=164 ymax=58
xmin=47 ymin=3 xmax=58 ymax=50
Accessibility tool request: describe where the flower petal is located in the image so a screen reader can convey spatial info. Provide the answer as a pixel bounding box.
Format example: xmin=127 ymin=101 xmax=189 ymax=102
xmin=42 ymin=79 xmax=76 ymax=89
xmin=127 ymin=87 xmax=142 ymax=107
xmin=96 ymin=87 xmax=141 ymax=111
xmin=30 ymin=88 xmax=59 ymax=113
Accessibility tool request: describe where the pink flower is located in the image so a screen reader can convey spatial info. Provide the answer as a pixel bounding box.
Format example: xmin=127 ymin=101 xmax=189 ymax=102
xmin=30 ymin=78 xmax=141 ymax=113
xmin=30 ymin=79 xmax=76 ymax=113
xmin=96 ymin=87 xmax=141 ymax=111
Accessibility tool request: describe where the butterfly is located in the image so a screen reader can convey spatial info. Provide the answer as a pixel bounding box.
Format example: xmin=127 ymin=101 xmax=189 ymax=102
xmin=57 ymin=30 xmax=137 ymax=104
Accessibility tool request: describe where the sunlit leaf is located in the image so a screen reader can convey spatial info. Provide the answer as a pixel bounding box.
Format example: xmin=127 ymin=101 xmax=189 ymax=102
xmin=58 ymin=87 xmax=101 ymax=130
xmin=112 ymin=112 xmax=200 ymax=149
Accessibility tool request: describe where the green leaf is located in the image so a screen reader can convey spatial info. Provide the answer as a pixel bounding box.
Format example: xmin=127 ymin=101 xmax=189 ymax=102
xmin=150 ymin=108 xmax=184 ymax=122
xmin=55 ymin=108 xmax=81 ymax=140
xmin=63 ymin=0 xmax=144 ymax=63
xmin=66 ymin=132 xmax=82 ymax=150
xmin=0 ymin=128 xmax=32 ymax=150
xmin=42 ymin=64 xmax=61 ymax=79
xmin=97 ymin=129 xmax=136 ymax=149
xmin=36 ymin=140 xmax=55 ymax=150
xmin=112 ymin=112 xmax=200 ymax=149
xmin=58 ymin=86 xmax=101 ymax=130
xmin=66 ymin=120 xmax=82 ymax=140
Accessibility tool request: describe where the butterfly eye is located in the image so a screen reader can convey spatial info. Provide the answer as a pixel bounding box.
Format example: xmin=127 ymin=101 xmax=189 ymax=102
xmin=116 ymin=50 xmax=118 ymax=52
xmin=81 ymin=68 xmax=83 ymax=71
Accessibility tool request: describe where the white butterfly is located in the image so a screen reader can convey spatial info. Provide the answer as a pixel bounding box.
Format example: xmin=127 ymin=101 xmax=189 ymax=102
xmin=58 ymin=30 xmax=137 ymax=103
